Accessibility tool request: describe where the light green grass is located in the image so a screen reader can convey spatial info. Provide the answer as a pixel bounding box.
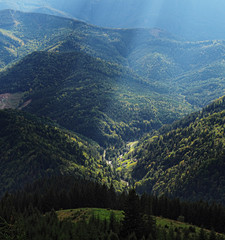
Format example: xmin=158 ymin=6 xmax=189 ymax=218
xmin=156 ymin=216 xmax=225 ymax=238
xmin=56 ymin=208 xmax=225 ymax=238
xmin=57 ymin=208 xmax=124 ymax=223
xmin=156 ymin=216 xmax=195 ymax=230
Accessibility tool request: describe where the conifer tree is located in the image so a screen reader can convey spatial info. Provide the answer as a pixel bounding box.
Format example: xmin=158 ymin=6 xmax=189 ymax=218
xmin=120 ymin=189 xmax=144 ymax=239
xmin=198 ymin=228 xmax=207 ymax=240
xmin=209 ymin=229 xmax=217 ymax=240
xmin=108 ymin=230 xmax=119 ymax=240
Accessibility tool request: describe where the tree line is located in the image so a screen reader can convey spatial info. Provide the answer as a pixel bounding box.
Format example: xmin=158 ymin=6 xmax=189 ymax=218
xmin=0 ymin=175 xmax=225 ymax=239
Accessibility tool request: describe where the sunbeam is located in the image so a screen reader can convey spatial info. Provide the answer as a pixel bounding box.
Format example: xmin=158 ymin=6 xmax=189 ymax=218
xmin=136 ymin=0 xmax=165 ymax=28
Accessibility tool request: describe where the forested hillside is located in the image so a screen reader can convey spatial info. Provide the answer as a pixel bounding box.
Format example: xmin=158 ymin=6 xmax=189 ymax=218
xmin=2 ymin=0 xmax=225 ymax=41
xmin=1 ymin=10 xmax=225 ymax=205
xmin=1 ymin=6 xmax=225 ymax=239
xmin=133 ymin=96 xmax=225 ymax=203
xmin=1 ymin=10 xmax=225 ymax=148
xmin=0 ymin=50 xmax=190 ymax=147
xmin=0 ymin=109 xmax=116 ymax=197
xmin=1 ymin=10 xmax=225 ymax=110
xmin=1 ymin=176 xmax=225 ymax=239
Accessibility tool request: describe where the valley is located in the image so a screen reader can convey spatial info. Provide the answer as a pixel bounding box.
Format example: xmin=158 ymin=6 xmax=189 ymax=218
xmin=1 ymin=6 xmax=225 ymax=239
xmin=0 ymin=10 xmax=225 ymax=199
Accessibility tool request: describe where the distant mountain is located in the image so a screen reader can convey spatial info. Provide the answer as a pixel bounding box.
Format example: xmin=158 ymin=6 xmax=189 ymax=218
xmin=0 ymin=50 xmax=191 ymax=147
xmin=0 ymin=109 xmax=113 ymax=197
xmin=1 ymin=10 xmax=225 ymax=109
xmin=1 ymin=10 xmax=225 ymax=148
xmin=132 ymin=96 xmax=225 ymax=203
xmin=0 ymin=9 xmax=175 ymax=68
xmin=1 ymin=0 xmax=225 ymax=40
xmin=0 ymin=9 xmax=89 ymax=68
xmin=0 ymin=0 xmax=70 ymax=18
xmin=0 ymin=9 xmax=225 ymax=205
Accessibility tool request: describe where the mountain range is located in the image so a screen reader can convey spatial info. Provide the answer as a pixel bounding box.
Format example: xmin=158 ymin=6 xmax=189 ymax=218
xmin=1 ymin=0 xmax=225 ymax=41
xmin=0 ymin=9 xmax=225 ymax=204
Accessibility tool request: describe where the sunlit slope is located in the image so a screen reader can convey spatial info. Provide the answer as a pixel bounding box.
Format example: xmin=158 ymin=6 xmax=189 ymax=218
xmin=0 ymin=9 xmax=129 ymax=68
xmin=2 ymin=0 xmax=225 ymax=41
xmin=1 ymin=10 xmax=225 ymax=147
xmin=128 ymin=39 xmax=225 ymax=108
xmin=0 ymin=51 xmax=192 ymax=147
xmin=0 ymin=109 xmax=113 ymax=197
xmin=1 ymin=10 xmax=225 ymax=111
xmin=45 ymin=0 xmax=225 ymax=41
xmin=132 ymin=96 xmax=225 ymax=203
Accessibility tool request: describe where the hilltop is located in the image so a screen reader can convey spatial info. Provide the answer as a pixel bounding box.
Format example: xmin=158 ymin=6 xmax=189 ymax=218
xmin=1 ymin=11 xmax=225 ymax=148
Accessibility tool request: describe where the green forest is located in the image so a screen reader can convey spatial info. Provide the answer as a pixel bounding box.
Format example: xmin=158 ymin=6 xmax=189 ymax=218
xmin=1 ymin=9 xmax=225 ymax=240
xmin=132 ymin=96 xmax=225 ymax=203
xmin=1 ymin=10 xmax=225 ymax=150
xmin=0 ymin=50 xmax=192 ymax=148
xmin=1 ymin=176 xmax=225 ymax=240
xmin=0 ymin=109 xmax=121 ymax=197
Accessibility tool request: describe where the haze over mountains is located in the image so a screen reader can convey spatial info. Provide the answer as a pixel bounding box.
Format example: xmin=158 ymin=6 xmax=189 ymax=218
xmin=2 ymin=2 xmax=225 ymax=239
xmin=1 ymin=0 xmax=225 ymax=41
xmin=2 ymin=9 xmax=225 ymax=149
xmin=0 ymin=1 xmax=225 ymax=206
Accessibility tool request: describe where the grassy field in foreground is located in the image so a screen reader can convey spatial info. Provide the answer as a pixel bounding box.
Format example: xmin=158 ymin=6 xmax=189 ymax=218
xmin=57 ymin=208 xmax=225 ymax=239
xmin=57 ymin=208 xmax=124 ymax=223
xmin=156 ymin=216 xmax=225 ymax=239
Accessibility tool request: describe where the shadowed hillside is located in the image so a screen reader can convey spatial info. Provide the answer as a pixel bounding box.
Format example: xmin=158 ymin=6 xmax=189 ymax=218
xmin=0 ymin=109 xmax=116 ymax=197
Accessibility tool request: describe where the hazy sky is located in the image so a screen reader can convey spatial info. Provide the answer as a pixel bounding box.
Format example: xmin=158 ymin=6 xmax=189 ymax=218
xmin=47 ymin=0 xmax=225 ymax=40
xmin=1 ymin=0 xmax=225 ymax=40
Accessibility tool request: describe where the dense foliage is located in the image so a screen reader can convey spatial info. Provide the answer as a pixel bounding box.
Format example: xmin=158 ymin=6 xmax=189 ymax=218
xmin=1 ymin=176 xmax=225 ymax=239
xmin=1 ymin=10 xmax=225 ymax=149
xmin=0 ymin=50 xmax=191 ymax=147
xmin=0 ymin=6 xmax=225 ymax=240
xmin=133 ymin=96 xmax=225 ymax=203
xmin=0 ymin=109 xmax=116 ymax=197
xmin=1 ymin=10 xmax=225 ymax=110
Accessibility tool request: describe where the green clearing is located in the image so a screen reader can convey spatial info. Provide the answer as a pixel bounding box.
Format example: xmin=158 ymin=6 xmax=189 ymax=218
xmin=156 ymin=216 xmax=225 ymax=239
xmin=57 ymin=208 xmax=124 ymax=223
xmin=156 ymin=216 xmax=197 ymax=231
xmin=116 ymin=141 xmax=139 ymax=182
xmin=56 ymin=208 xmax=225 ymax=239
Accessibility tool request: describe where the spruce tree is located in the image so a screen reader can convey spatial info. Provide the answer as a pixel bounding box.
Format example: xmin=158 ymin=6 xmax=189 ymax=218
xmin=120 ymin=189 xmax=144 ymax=239
xmin=108 ymin=230 xmax=119 ymax=240
xmin=209 ymin=229 xmax=217 ymax=240
xmin=198 ymin=228 xmax=207 ymax=240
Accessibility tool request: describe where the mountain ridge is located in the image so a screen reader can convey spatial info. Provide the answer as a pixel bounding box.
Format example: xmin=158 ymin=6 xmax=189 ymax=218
xmin=0 ymin=50 xmax=192 ymax=147
xmin=1 ymin=0 xmax=225 ymax=41
xmin=1 ymin=10 xmax=225 ymax=149
xmin=0 ymin=10 xmax=225 ymax=204
xmin=132 ymin=96 xmax=225 ymax=203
